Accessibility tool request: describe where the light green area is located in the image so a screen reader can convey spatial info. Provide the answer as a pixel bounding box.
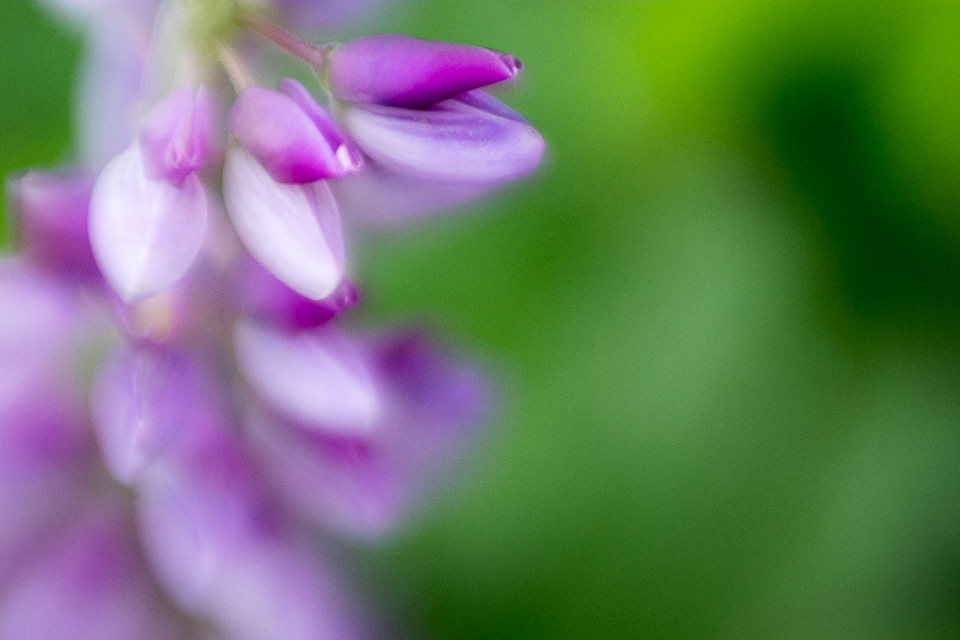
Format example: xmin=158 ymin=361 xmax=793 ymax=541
xmin=4 ymin=0 xmax=959 ymax=638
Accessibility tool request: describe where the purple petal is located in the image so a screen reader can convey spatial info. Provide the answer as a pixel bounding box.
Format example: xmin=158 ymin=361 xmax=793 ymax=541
xmin=329 ymin=34 xmax=522 ymax=109
xmin=90 ymin=345 xmax=198 ymax=484
xmin=277 ymin=78 xmax=364 ymax=174
xmin=89 ymin=145 xmax=208 ymax=302
xmin=237 ymin=257 xmax=359 ymax=331
xmin=222 ymin=146 xmax=344 ymax=300
xmin=6 ymin=170 xmax=99 ymax=278
xmin=228 ymin=85 xmax=355 ymax=184
xmin=0 ymin=509 xmax=187 ymax=640
xmin=342 ymin=90 xmax=545 ymax=184
xmin=244 ymin=329 xmax=488 ymax=538
xmin=138 ymin=84 xmax=215 ymax=185
xmin=235 ymin=321 xmax=380 ymax=434
xmin=138 ymin=430 xmax=365 ymax=640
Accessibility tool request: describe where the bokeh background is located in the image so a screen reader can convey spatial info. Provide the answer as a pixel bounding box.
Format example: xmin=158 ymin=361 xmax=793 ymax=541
xmin=4 ymin=0 xmax=960 ymax=638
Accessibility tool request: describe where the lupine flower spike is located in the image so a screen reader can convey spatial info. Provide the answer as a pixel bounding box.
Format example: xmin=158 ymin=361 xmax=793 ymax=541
xmin=2 ymin=0 xmax=544 ymax=638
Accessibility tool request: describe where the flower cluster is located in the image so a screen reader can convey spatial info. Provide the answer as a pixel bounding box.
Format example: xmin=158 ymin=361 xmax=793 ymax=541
xmin=1 ymin=0 xmax=543 ymax=637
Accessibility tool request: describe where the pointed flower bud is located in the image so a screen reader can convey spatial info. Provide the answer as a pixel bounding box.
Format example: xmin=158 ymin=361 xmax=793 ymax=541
xmin=89 ymin=146 xmax=208 ymax=303
xmin=228 ymin=79 xmax=361 ymax=184
xmin=329 ymin=34 xmax=523 ymax=109
xmin=222 ymin=146 xmax=345 ymax=300
xmin=343 ymin=89 xmax=545 ymax=184
xmin=138 ymin=84 xmax=215 ymax=186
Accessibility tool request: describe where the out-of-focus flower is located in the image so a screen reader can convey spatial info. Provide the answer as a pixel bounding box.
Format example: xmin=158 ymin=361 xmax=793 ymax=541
xmin=3 ymin=0 xmax=545 ymax=637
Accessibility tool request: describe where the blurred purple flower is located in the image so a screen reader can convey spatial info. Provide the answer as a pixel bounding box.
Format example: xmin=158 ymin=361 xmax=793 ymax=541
xmin=3 ymin=0 xmax=544 ymax=636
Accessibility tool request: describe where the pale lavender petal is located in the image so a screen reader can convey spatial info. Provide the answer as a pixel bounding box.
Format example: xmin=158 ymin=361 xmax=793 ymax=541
xmin=331 ymin=162 xmax=493 ymax=227
xmin=342 ymin=90 xmax=545 ymax=184
xmin=329 ymin=34 xmax=522 ymax=109
xmin=138 ymin=429 xmax=365 ymax=640
xmin=235 ymin=321 xmax=380 ymax=434
xmin=0 ymin=509 xmax=186 ymax=640
xmin=237 ymin=257 xmax=359 ymax=331
xmin=138 ymin=84 xmax=215 ymax=185
xmin=222 ymin=146 xmax=344 ymax=300
xmin=245 ymin=329 xmax=488 ymax=538
xmin=245 ymin=412 xmax=399 ymax=538
xmin=89 ymin=145 xmax=208 ymax=302
xmin=228 ymin=85 xmax=354 ymax=184
xmin=5 ymin=170 xmax=98 ymax=277
xmin=90 ymin=345 xmax=198 ymax=484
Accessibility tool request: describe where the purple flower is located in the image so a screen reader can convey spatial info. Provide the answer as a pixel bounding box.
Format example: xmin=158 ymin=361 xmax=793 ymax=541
xmin=4 ymin=0 xmax=543 ymax=636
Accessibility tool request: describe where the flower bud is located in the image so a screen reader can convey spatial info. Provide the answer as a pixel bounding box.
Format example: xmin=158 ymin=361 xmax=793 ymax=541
xmin=228 ymin=80 xmax=361 ymax=184
xmin=329 ymin=34 xmax=522 ymax=109
xmin=138 ymin=84 xmax=216 ymax=187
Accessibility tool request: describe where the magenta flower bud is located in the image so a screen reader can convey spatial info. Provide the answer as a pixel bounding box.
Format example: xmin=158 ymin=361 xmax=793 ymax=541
xmin=138 ymin=84 xmax=216 ymax=187
xmin=329 ymin=34 xmax=523 ymax=109
xmin=7 ymin=170 xmax=99 ymax=278
xmin=343 ymin=89 xmax=545 ymax=184
xmin=90 ymin=345 xmax=199 ymax=485
xmin=223 ymin=146 xmax=345 ymax=300
xmin=89 ymin=146 xmax=208 ymax=303
xmin=228 ymin=80 xmax=361 ymax=184
xmin=235 ymin=321 xmax=380 ymax=434
xmin=238 ymin=257 xmax=359 ymax=331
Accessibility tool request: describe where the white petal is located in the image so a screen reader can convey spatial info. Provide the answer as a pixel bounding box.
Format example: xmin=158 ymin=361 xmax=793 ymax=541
xmin=223 ymin=147 xmax=344 ymax=300
xmin=89 ymin=146 xmax=208 ymax=302
xmin=235 ymin=321 xmax=381 ymax=434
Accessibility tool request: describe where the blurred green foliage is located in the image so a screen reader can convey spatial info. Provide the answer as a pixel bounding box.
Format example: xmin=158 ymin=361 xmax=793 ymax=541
xmin=4 ymin=0 xmax=960 ymax=638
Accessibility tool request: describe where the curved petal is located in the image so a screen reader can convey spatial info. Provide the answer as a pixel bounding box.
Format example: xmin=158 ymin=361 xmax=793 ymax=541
xmin=138 ymin=84 xmax=215 ymax=185
xmin=329 ymin=34 xmax=522 ymax=109
xmin=90 ymin=345 xmax=198 ymax=485
xmin=235 ymin=321 xmax=380 ymax=434
xmin=89 ymin=146 xmax=208 ymax=303
xmin=342 ymin=90 xmax=545 ymax=184
xmin=228 ymin=86 xmax=351 ymax=184
xmin=222 ymin=147 xmax=344 ymax=300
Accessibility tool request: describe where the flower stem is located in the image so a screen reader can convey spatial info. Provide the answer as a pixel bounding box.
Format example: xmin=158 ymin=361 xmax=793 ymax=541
xmin=241 ymin=15 xmax=332 ymax=69
xmin=217 ymin=45 xmax=253 ymax=92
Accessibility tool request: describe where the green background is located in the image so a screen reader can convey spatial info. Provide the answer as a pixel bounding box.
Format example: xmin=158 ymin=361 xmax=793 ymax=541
xmin=4 ymin=0 xmax=960 ymax=638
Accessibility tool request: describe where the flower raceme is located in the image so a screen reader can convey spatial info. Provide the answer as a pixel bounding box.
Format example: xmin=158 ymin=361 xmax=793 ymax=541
xmin=2 ymin=1 xmax=543 ymax=639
